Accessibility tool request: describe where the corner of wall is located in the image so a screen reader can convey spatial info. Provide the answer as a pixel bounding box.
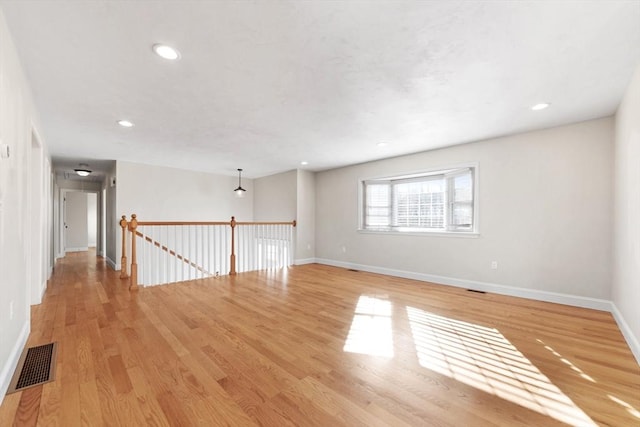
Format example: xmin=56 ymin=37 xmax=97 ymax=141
xmin=0 ymin=321 xmax=29 ymax=405
xmin=611 ymin=302 xmax=640 ymax=365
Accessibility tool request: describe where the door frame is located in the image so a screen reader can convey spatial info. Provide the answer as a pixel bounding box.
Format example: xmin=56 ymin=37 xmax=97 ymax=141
xmin=60 ymin=188 xmax=103 ymax=255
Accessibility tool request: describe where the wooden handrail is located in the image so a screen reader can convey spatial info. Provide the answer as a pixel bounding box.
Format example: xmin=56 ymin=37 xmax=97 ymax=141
xmin=236 ymin=220 xmax=297 ymax=226
xmin=134 ymin=220 xmax=296 ymax=226
xmin=135 ymin=221 xmax=230 ymax=226
xmin=119 ymin=215 xmax=129 ymax=279
xmin=135 ymin=230 xmax=213 ymax=277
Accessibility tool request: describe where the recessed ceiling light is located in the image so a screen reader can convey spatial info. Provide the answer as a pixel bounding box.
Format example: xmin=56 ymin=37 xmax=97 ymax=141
xmin=153 ymin=44 xmax=180 ymax=60
xmin=531 ymin=103 xmax=550 ymax=111
xmin=377 ymin=142 xmax=388 ymax=147
xmin=117 ymin=120 xmax=134 ymax=128
xmin=300 ymin=161 xmax=309 ymax=166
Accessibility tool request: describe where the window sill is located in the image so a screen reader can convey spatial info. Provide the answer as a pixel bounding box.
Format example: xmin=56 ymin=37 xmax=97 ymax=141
xmin=357 ymin=229 xmax=480 ymax=238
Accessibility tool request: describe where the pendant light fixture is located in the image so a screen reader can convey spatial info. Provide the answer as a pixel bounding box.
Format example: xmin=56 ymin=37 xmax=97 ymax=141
xmin=234 ymin=168 xmax=246 ymax=197
xmin=74 ymin=163 xmax=92 ymax=177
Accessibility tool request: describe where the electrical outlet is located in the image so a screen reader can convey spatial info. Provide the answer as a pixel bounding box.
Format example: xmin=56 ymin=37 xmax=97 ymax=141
xmin=9 ymin=300 xmax=14 ymax=320
xmin=491 ymin=261 xmax=498 ymax=270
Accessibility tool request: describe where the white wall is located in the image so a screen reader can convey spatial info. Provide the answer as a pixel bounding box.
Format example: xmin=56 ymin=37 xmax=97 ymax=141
xmin=253 ymin=170 xmax=297 ymax=221
xmin=87 ymin=192 xmax=97 ymax=247
xmin=55 ymin=176 xmax=102 ymax=192
xmin=613 ymin=65 xmax=640 ymax=362
xmin=101 ymin=188 xmax=106 ymax=256
xmin=0 ymin=9 xmax=51 ymax=402
xmin=253 ymin=169 xmax=316 ymax=263
xmin=29 ymin=130 xmax=46 ymax=305
xmin=105 ymin=161 xmax=118 ymax=268
xmin=296 ymin=169 xmax=316 ymax=263
xmin=112 ymin=161 xmax=254 ymax=269
xmin=316 ymin=118 xmax=613 ymax=302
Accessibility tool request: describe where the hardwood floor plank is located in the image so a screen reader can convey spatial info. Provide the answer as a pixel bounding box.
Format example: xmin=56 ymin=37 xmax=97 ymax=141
xmin=155 ymin=390 xmax=192 ymax=426
xmin=126 ymin=366 xmax=171 ymax=427
xmin=1 ymin=251 xmax=638 ymax=426
xmin=14 ymin=386 xmax=42 ymax=427
xmin=0 ymin=393 xmax=22 ymax=426
xmin=108 ymin=355 xmax=133 ymax=395
xmin=79 ymin=381 xmax=104 ymax=426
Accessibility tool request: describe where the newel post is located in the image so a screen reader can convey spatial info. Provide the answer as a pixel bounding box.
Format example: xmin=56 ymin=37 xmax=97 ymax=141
xmin=119 ymin=215 xmax=129 ymax=279
xmin=129 ymin=214 xmax=139 ymax=291
xmin=230 ymin=216 xmax=237 ymax=276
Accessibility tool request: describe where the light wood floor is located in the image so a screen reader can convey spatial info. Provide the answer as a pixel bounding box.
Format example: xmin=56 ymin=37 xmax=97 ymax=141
xmin=1 ymin=251 xmax=639 ymax=426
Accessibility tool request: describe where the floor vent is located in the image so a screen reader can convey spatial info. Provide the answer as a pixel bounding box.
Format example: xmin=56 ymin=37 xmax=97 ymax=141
xmin=467 ymin=289 xmax=487 ymax=294
xmin=7 ymin=342 xmax=58 ymax=394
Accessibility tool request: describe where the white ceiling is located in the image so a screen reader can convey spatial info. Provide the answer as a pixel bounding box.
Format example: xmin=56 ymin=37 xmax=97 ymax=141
xmin=2 ymin=1 xmax=639 ymax=179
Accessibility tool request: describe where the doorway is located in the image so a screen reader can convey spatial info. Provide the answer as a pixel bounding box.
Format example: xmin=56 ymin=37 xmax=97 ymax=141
xmin=63 ymin=191 xmax=100 ymax=253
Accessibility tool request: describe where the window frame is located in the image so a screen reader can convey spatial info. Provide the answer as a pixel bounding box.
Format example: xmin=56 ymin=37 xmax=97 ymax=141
xmin=358 ymin=163 xmax=479 ymax=237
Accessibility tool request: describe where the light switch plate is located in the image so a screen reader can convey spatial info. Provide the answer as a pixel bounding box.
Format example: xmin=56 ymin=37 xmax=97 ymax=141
xmin=0 ymin=143 xmax=9 ymax=159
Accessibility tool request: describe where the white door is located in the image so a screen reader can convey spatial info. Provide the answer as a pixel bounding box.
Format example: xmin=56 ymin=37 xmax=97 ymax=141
xmin=64 ymin=191 xmax=88 ymax=252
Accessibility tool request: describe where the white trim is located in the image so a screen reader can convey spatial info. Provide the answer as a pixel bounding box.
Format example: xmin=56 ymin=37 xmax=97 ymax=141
xmin=357 ymin=229 xmax=480 ymax=238
xmin=294 ymin=258 xmax=316 ymax=265
xmin=105 ymin=257 xmax=119 ymax=271
xmin=359 ymin=161 xmax=480 ymax=183
xmin=65 ymin=246 xmax=88 ymax=253
xmin=39 ymin=279 xmax=47 ymax=301
xmin=358 ymin=162 xmax=480 ymax=234
xmin=314 ymin=258 xmax=613 ymax=311
xmin=611 ymin=303 xmax=640 ymax=365
xmin=0 ymin=321 xmax=30 ymax=404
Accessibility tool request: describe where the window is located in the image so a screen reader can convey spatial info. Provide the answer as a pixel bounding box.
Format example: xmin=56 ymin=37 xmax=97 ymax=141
xmin=362 ymin=166 xmax=476 ymax=233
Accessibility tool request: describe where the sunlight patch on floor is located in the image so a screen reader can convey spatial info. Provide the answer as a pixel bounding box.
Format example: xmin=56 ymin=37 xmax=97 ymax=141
xmin=343 ymin=295 xmax=394 ymax=357
xmin=406 ymin=307 xmax=596 ymax=426
xmin=538 ymin=339 xmax=596 ymax=383
xmin=608 ymin=394 xmax=640 ymax=419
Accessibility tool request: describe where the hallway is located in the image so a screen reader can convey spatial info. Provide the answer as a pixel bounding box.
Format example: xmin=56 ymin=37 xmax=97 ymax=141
xmin=1 ymin=252 xmax=639 ymax=426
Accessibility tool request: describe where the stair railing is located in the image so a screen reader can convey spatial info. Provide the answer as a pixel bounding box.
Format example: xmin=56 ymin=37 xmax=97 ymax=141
xmin=119 ymin=215 xmax=296 ymax=290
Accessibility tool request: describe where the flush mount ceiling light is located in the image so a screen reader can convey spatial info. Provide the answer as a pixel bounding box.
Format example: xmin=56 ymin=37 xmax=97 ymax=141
xmin=300 ymin=161 xmax=308 ymax=165
xmin=234 ymin=168 xmax=246 ymax=198
xmin=117 ymin=119 xmax=134 ymax=128
xmin=531 ymin=103 xmax=550 ymax=111
xmin=74 ymin=163 xmax=92 ymax=177
xmin=377 ymin=142 xmax=388 ymax=147
xmin=152 ymin=44 xmax=180 ymax=60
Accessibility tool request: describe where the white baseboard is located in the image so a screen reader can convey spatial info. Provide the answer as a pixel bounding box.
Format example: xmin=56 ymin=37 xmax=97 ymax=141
xmin=39 ymin=279 xmax=47 ymax=301
xmin=0 ymin=321 xmax=29 ymax=404
xmin=611 ymin=303 xmax=640 ymax=365
xmin=294 ymin=258 xmax=316 ymax=266
xmin=65 ymin=247 xmax=88 ymax=253
xmin=105 ymin=257 xmax=120 ymax=271
xmin=315 ymin=258 xmax=612 ymax=311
